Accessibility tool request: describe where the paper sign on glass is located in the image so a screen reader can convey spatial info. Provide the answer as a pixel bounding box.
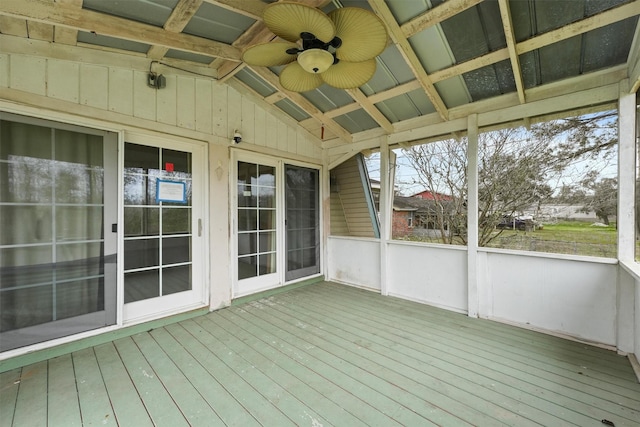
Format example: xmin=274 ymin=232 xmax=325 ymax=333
xmin=156 ymin=179 xmax=187 ymax=203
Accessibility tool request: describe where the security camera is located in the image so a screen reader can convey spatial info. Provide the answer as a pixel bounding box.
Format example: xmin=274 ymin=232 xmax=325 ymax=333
xmin=232 ymin=130 xmax=242 ymax=144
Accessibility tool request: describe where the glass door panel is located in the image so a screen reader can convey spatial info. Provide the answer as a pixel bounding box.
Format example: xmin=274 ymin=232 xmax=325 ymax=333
xmin=123 ymin=141 xmax=203 ymax=321
xmin=0 ymin=114 xmax=117 ymax=352
xmin=236 ymin=161 xmax=278 ymax=294
xmin=285 ymin=165 xmax=320 ymax=281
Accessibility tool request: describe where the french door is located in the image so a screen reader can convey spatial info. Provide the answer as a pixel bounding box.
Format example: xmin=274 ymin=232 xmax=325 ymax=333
xmin=0 ymin=113 xmax=117 ymax=351
xmin=122 ymin=139 xmax=206 ymax=323
xmin=234 ymin=156 xmax=319 ymax=296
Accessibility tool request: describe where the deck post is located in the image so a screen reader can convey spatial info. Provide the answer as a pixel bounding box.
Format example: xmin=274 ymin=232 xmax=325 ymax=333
xmin=467 ymin=114 xmax=479 ymax=318
xmin=616 ymin=79 xmax=637 ymax=353
xmin=379 ymin=135 xmax=392 ymax=296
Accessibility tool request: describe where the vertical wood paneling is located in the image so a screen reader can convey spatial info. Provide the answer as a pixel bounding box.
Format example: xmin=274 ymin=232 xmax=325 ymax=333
xmin=10 ymin=55 xmax=46 ymax=95
xmin=177 ymin=76 xmax=196 ymax=130
xmin=133 ymin=70 xmax=157 ymax=121
xmin=254 ymin=105 xmax=266 ymax=146
xmin=0 ymin=54 xmax=9 ymax=88
xmin=277 ymin=121 xmax=288 ymax=152
xmin=195 ymin=78 xmax=212 ymax=134
xmin=2 ymin=52 xmax=322 ymax=162
xmin=79 ymin=64 xmax=108 ymax=110
xmin=227 ymin=87 xmax=242 ymax=140
xmin=265 ymin=113 xmax=278 ymax=150
xmin=212 ymin=82 xmax=228 ymax=138
xmin=157 ymin=74 xmax=177 ymax=126
xmin=108 ymin=67 xmax=133 ymax=115
xmin=287 ymin=127 xmax=296 ymax=154
xmin=241 ymin=96 xmax=255 ymax=144
xmin=47 ymin=59 xmax=79 ymax=103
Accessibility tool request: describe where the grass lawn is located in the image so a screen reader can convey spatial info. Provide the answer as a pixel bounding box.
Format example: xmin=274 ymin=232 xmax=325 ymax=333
xmin=486 ymin=221 xmax=617 ymax=257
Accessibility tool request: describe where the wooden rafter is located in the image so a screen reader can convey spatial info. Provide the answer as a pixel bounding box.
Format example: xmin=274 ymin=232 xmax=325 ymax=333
xmin=204 ymin=0 xmax=266 ymax=21
xmin=321 ymin=0 xmax=640 ymax=123
xmin=345 ymin=88 xmax=394 ymax=133
xmin=248 ymin=66 xmax=352 ymax=143
xmin=147 ymin=0 xmax=204 ymax=60
xmin=0 ymin=0 xmax=241 ymax=61
xmin=53 ymin=0 xmax=82 ymax=45
xmin=400 ymin=0 xmax=483 ymax=38
xmin=497 ymin=0 xmax=525 ymax=104
xmin=368 ymin=0 xmax=449 ymax=121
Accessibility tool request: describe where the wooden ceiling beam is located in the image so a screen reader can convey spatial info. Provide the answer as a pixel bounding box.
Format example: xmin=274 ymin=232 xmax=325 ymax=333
xmin=147 ymin=0 xmax=204 ymax=60
xmin=498 ymin=0 xmax=525 ymax=104
xmin=53 ymin=0 xmax=82 ymax=45
xmin=204 ymin=0 xmax=266 ymax=21
xmin=249 ymin=66 xmax=352 ymax=143
xmin=320 ymin=0 xmax=640 ymax=121
xmin=0 ymin=0 xmax=241 ymax=61
xmin=400 ymin=0 xmax=483 ymax=38
xmin=368 ymin=0 xmax=449 ymax=121
xmin=345 ymin=88 xmax=394 ymax=133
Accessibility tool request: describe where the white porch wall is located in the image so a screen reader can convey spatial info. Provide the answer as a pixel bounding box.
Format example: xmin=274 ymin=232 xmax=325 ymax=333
xmin=482 ymin=252 xmax=617 ymax=346
xmin=327 ymin=236 xmax=381 ymax=290
xmin=387 ymin=242 xmax=467 ymax=313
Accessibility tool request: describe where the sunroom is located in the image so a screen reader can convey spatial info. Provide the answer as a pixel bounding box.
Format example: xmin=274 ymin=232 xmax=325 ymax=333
xmin=1 ymin=0 xmax=639 ymax=425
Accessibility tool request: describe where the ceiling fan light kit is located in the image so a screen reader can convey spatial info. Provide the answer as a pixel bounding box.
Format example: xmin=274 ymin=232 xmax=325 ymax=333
xmin=241 ymin=2 xmax=388 ymax=93
xmin=297 ymin=49 xmax=334 ymax=74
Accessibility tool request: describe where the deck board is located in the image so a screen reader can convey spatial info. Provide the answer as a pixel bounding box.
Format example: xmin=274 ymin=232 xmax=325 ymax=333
xmin=48 ymin=354 xmax=82 ymax=427
xmin=0 ymin=368 xmax=20 ymax=426
xmin=1 ymin=281 xmax=639 ymax=427
xmin=71 ymin=347 xmax=116 ymax=426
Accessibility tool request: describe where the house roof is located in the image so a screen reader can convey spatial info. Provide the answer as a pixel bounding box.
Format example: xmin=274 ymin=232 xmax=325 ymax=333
xmin=1 ymin=0 xmax=638 ymax=150
xmin=393 ymin=195 xmax=446 ymax=213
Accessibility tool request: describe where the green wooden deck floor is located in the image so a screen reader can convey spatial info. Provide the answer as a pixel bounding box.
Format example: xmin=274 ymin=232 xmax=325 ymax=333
xmin=1 ymin=282 xmax=639 ymax=426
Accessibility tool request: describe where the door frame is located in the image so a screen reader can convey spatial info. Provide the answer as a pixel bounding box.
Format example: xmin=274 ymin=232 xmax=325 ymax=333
xmin=231 ymin=150 xmax=323 ymax=297
xmin=120 ymin=131 xmax=209 ymax=325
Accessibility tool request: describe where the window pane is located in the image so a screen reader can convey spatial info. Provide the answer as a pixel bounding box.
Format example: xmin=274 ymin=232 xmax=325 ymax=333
xmin=56 ymin=278 xmax=104 ymax=320
xmin=0 ymin=206 xmax=53 ymax=245
xmin=124 ymin=238 xmax=159 ymax=270
xmin=238 ymin=255 xmax=257 ymax=279
xmin=124 ymin=269 xmax=159 ymax=303
xmin=124 ymin=207 xmax=159 ymax=237
xmin=162 ymin=236 xmax=191 ymax=265
xmin=238 ymin=233 xmax=256 ymax=256
xmin=163 ymin=265 xmax=191 ymax=295
xmin=163 ymin=207 xmax=191 ymax=234
xmin=124 ymin=143 xmax=159 ymax=170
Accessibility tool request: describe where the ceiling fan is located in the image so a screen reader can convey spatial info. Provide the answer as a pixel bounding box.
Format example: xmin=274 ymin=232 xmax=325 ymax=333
xmin=241 ymin=2 xmax=388 ymax=92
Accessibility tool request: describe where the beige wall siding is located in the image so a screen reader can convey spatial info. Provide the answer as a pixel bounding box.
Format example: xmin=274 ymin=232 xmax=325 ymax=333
xmin=330 ymin=155 xmax=376 ymax=238
xmin=0 ymin=52 xmax=323 ymax=161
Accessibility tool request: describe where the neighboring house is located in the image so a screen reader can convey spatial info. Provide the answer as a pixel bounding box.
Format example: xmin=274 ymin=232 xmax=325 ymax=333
xmin=410 ymin=190 xmax=454 ymax=201
xmin=392 ymin=195 xmax=454 ymax=239
xmin=533 ymin=204 xmax=611 ymax=222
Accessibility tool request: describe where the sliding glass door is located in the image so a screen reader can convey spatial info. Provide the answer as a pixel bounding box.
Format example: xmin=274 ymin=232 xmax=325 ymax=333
xmin=234 ymin=156 xmax=320 ymax=296
xmin=0 ymin=113 xmax=117 ymax=352
xmin=285 ymin=165 xmax=319 ymax=281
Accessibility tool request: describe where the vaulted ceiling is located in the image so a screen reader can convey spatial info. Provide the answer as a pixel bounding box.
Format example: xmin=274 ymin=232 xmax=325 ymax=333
xmin=1 ymin=0 xmax=639 ymax=148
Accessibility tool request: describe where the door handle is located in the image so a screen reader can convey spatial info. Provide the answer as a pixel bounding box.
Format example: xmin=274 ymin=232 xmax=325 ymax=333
xmin=198 ymin=219 xmax=202 ymax=237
